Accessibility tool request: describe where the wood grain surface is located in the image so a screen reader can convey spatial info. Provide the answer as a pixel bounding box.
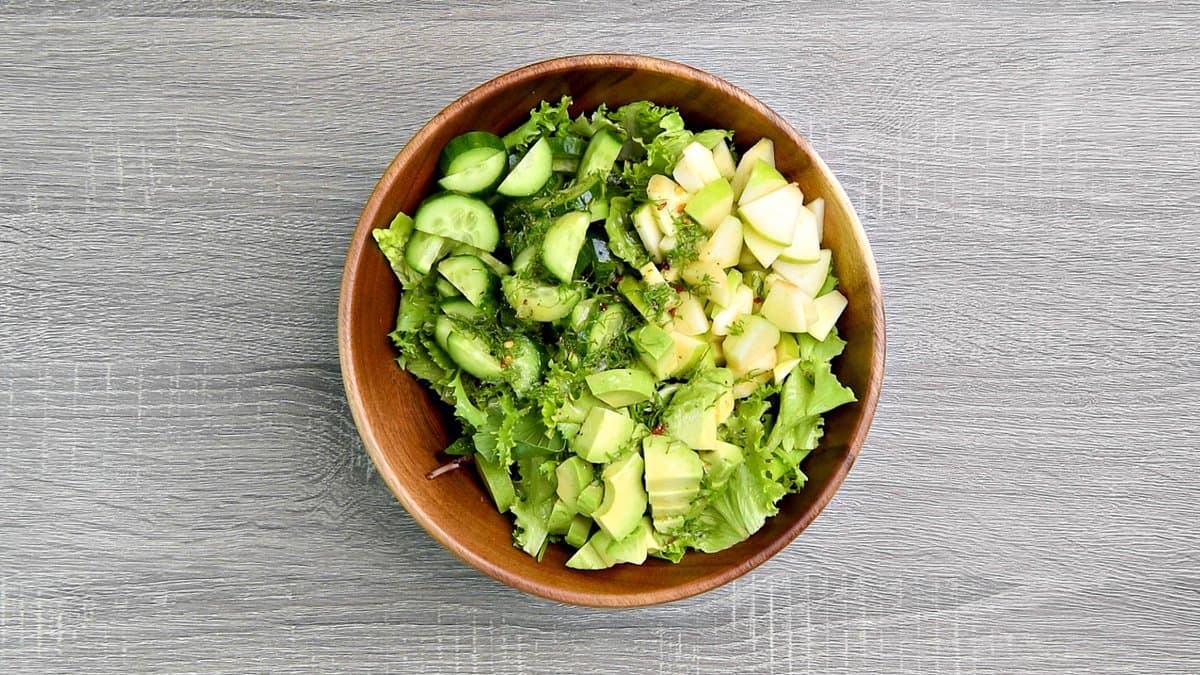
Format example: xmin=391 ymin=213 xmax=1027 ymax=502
xmin=1 ymin=2 xmax=1197 ymax=672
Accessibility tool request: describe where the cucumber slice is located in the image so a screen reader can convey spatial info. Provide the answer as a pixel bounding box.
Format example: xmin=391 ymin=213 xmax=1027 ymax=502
xmin=434 ymin=315 xmax=454 ymax=352
xmin=441 ymin=298 xmax=481 ymax=320
xmin=403 ymin=230 xmax=450 ymax=275
xmin=497 ymin=137 xmax=553 ymax=197
xmin=446 ymin=331 xmax=504 ymax=380
xmin=502 ymin=336 xmax=543 ymax=396
xmin=512 ymin=246 xmax=537 ymax=274
xmin=541 ymin=211 xmax=590 ymax=282
xmin=414 ymin=193 xmax=499 ymax=251
xmin=438 ymin=131 xmax=506 ymax=174
xmin=435 ymin=277 xmax=460 ymax=298
xmin=438 ymin=151 xmax=507 ymax=194
xmin=577 ymin=129 xmax=623 ymax=179
xmin=474 ymin=453 xmax=515 ymax=513
xmin=437 ymin=255 xmax=494 ymax=307
xmin=501 ymin=276 xmax=584 ymax=322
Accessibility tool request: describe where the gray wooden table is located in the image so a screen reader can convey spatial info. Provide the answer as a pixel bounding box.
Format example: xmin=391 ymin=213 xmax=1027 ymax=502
xmin=3 ymin=2 xmax=1197 ymax=673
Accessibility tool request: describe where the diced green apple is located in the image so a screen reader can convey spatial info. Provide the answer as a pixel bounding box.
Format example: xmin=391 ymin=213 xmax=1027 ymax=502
xmin=672 ymin=142 xmax=723 ymax=192
xmin=682 ymin=258 xmax=732 ymax=307
xmin=730 ymin=343 xmax=777 ymax=380
xmin=773 ymin=333 xmax=800 ymax=384
xmin=710 ymin=284 xmax=754 ymax=336
xmin=711 ymin=139 xmax=736 ymax=180
xmin=759 ymin=278 xmax=813 ymax=333
xmin=776 ymin=205 xmax=821 ymax=263
xmin=698 ymin=216 xmax=743 ymax=269
xmin=730 ymin=138 xmax=775 ymax=201
xmin=732 ymin=370 xmax=773 ymax=399
xmin=669 ymin=331 xmax=709 ymax=377
xmin=738 ymin=183 xmax=803 ymax=245
xmin=632 ymin=203 xmax=663 ymax=260
xmin=737 ymin=160 xmax=789 ymax=205
xmin=807 ymin=197 xmax=825 ymax=243
xmin=647 ymin=174 xmax=688 ymax=236
xmin=742 ymin=225 xmax=789 ymax=268
xmin=772 ymin=249 xmax=831 ymax=297
xmin=807 ymin=290 xmax=848 ymax=341
xmin=683 ymin=178 xmax=734 ymax=232
xmin=671 ymin=292 xmax=709 ymax=336
xmin=638 ymin=262 xmax=668 ymax=288
xmin=724 ymin=315 xmax=781 ymax=377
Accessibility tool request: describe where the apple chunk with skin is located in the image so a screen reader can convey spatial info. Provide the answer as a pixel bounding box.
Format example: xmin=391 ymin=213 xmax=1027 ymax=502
xmin=684 ymin=178 xmax=734 ymax=232
xmin=807 ymin=290 xmax=848 ymax=341
xmin=772 ymin=249 xmax=831 ymax=297
xmin=731 ymin=138 xmax=775 ymax=201
xmin=673 ymin=142 xmax=723 ymax=192
xmin=646 ymin=174 xmax=688 ymax=236
xmin=741 ymin=225 xmax=789 ymax=268
xmin=738 ymin=183 xmax=803 ymax=245
xmin=759 ymin=278 xmax=814 ymax=333
xmin=737 ymin=160 xmax=789 ymax=205
xmin=711 ymin=140 xmax=737 ymax=180
xmin=776 ymin=204 xmax=821 ymax=263
xmin=698 ymin=216 xmax=743 ymax=268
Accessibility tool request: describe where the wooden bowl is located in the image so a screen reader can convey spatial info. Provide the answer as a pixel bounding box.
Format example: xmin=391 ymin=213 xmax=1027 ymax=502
xmin=339 ymin=55 xmax=884 ymax=606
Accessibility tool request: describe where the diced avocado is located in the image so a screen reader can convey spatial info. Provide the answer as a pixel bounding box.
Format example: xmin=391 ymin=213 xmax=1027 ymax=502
xmin=565 ymin=515 xmax=593 ymax=548
xmin=575 ymin=482 xmax=603 ymax=517
xmin=555 ymin=456 xmax=595 ymax=510
xmin=631 ymin=324 xmax=675 ymax=380
xmin=605 ymin=516 xmax=658 ymax=565
xmin=585 ymin=368 xmax=655 ymax=408
xmin=501 ymin=276 xmax=583 ymax=322
xmin=684 ymin=178 xmax=734 ymax=231
xmin=571 ymin=407 xmax=637 ymax=463
xmin=542 ymin=211 xmax=591 ymax=282
xmin=661 ymin=368 xmax=734 ymax=450
xmin=669 ymin=332 xmax=709 ymax=378
xmin=557 ymin=390 xmax=605 ymax=424
xmin=474 ymin=452 xmax=514 ymax=513
xmin=643 ymin=436 xmax=705 ymax=533
xmin=700 ymin=440 xmax=744 ymax=489
xmin=592 ymin=451 xmax=649 ymax=541
xmin=546 ymin=499 xmax=575 ymax=535
xmin=566 ymin=530 xmax=616 ymax=570
xmin=617 ymin=275 xmax=658 ymax=321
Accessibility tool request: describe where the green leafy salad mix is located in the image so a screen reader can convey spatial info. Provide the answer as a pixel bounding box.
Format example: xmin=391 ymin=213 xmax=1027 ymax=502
xmin=372 ymin=96 xmax=855 ymax=569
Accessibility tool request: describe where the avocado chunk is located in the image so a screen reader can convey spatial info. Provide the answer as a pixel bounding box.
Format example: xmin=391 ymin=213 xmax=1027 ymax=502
xmin=617 ymin=275 xmax=655 ymax=321
xmin=643 ymin=435 xmax=705 ymax=533
xmin=546 ymin=498 xmax=575 ymax=535
xmin=565 ymin=514 xmax=593 ymax=548
xmin=631 ymin=323 xmax=676 ymax=380
xmin=571 ymin=407 xmax=637 ymax=463
xmin=575 ymin=482 xmax=603 ymax=517
xmin=700 ymin=440 xmax=744 ymax=489
xmin=566 ymin=530 xmax=616 ymax=570
xmin=605 ymin=516 xmax=660 ymax=565
xmin=474 ymin=452 xmax=515 ymax=513
xmin=661 ymin=368 xmax=733 ymax=449
xmin=585 ymin=368 xmax=655 ymax=408
xmin=592 ymin=451 xmax=649 ymax=541
xmin=555 ymin=456 xmax=595 ymax=510
xmin=669 ymin=332 xmax=709 ymax=378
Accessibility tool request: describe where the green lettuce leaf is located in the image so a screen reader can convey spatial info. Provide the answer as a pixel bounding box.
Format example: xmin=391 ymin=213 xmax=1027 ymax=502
xmin=503 ymin=95 xmax=574 ymax=151
xmin=371 ymin=211 xmax=423 ymax=289
xmin=687 ymin=460 xmax=781 ymax=553
xmin=510 ymin=457 xmax=559 ymax=558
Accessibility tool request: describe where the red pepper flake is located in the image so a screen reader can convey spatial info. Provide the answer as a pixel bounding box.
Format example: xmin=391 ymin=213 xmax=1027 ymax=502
xmin=668 ymin=307 xmax=677 ymax=317
xmin=660 ymin=260 xmax=670 ymax=271
xmin=651 ymin=424 xmax=666 ymax=435
xmin=753 ymin=296 xmax=763 ymax=304
xmin=613 ymin=274 xmax=624 ymax=284
xmin=673 ymin=283 xmax=685 ymax=293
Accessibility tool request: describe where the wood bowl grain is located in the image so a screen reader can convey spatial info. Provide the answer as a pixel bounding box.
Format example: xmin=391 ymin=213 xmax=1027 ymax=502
xmin=338 ymin=54 xmax=885 ymax=607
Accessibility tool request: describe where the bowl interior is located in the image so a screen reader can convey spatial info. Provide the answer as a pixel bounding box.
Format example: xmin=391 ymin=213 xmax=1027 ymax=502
xmin=339 ymin=55 xmax=884 ymax=606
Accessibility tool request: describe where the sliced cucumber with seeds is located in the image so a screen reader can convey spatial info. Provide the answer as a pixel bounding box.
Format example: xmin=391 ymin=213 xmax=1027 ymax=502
xmin=437 ymin=255 xmax=494 ymax=307
xmin=502 ymin=276 xmax=584 ymax=322
xmin=403 ymin=230 xmax=451 ymax=275
xmin=437 ymin=132 xmax=507 ymax=194
xmin=497 ymin=137 xmax=553 ymax=197
xmin=441 ymin=298 xmax=481 ymax=320
xmin=446 ymin=331 xmax=504 ymax=380
xmin=542 ymin=211 xmax=591 ymax=282
xmin=577 ymin=129 xmax=623 ymax=179
xmin=435 ymin=277 xmax=460 ymax=298
xmin=414 ymin=193 xmax=499 ymax=251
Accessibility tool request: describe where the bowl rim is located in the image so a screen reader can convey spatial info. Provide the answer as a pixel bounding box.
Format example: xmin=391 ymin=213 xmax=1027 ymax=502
xmin=339 ymin=53 xmax=885 ymax=607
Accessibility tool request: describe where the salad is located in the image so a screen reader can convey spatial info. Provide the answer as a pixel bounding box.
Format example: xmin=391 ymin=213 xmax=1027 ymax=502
xmin=372 ymin=97 xmax=855 ymax=569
